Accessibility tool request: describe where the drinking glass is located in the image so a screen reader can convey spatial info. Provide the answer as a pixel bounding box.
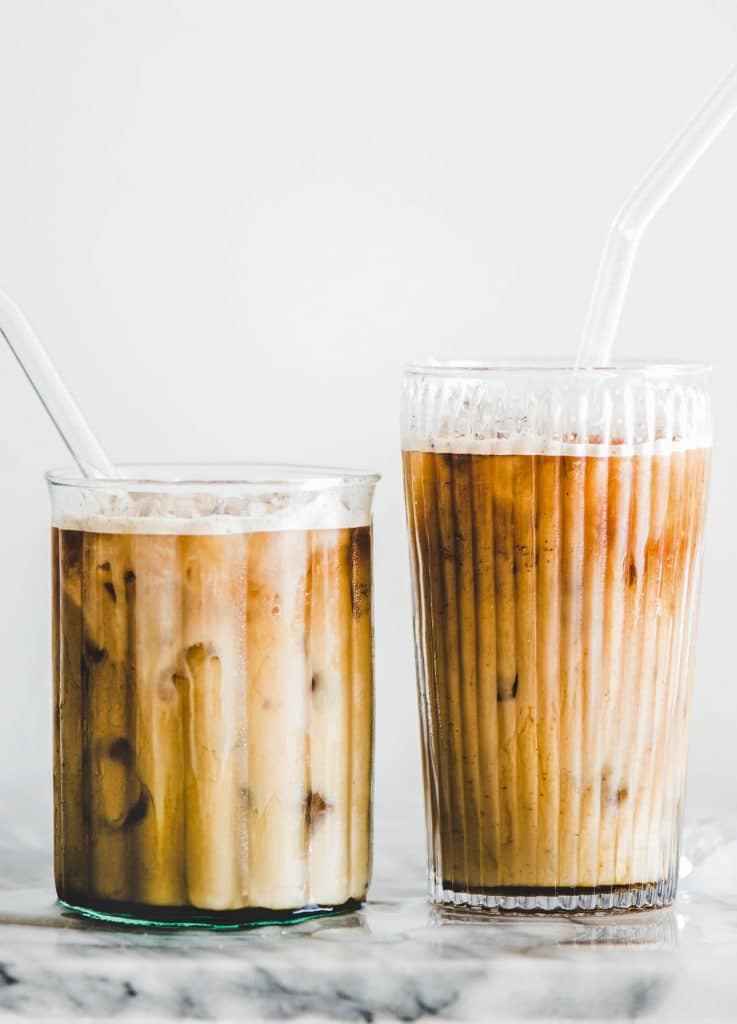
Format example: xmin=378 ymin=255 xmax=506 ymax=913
xmin=402 ymin=361 xmax=711 ymax=911
xmin=49 ymin=462 xmax=378 ymax=926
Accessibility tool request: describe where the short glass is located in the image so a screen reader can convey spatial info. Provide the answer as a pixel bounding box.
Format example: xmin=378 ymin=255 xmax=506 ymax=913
xmin=48 ymin=462 xmax=378 ymax=927
xmin=402 ymin=361 xmax=711 ymax=911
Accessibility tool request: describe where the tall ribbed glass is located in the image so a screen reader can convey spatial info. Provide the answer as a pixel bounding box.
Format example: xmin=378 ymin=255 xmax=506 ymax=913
xmin=48 ymin=463 xmax=378 ymax=927
xmin=402 ymin=362 xmax=711 ymax=911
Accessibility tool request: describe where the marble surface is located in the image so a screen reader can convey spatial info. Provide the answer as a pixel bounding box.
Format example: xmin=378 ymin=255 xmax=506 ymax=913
xmin=0 ymin=819 xmax=734 ymax=1022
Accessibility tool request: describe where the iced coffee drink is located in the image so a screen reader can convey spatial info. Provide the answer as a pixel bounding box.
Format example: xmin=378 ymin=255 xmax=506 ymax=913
xmin=49 ymin=464 xmax=378 ymax=926
xmin=402 ymin=362 xmax=711 ymax=911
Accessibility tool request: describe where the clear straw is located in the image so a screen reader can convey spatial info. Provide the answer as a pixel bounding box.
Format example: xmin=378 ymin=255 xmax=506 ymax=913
xmin=0 ymin=289 xmax=116 ymax=478
xmin=576 ymin=61 xmax=737 ymax=369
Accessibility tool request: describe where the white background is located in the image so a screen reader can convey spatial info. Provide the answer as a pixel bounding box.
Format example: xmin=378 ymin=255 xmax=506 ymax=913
xmin=0 ymin=0 xmax=735 ymax=860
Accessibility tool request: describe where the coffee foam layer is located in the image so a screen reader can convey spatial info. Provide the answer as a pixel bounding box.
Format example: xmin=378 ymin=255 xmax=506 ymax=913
xmin=53 ymin=488 xmax=371 ymax=535
xmin=401 ymin=370 xmax=713 ymax=457
xmin=401 ymin=437 xmax=712 ymax=457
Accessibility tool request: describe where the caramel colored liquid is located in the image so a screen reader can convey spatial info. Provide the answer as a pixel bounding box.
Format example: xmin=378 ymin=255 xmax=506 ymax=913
xmin=52 ymin=526 xmax=373 ymax=920
xmin=403 ymin=449 xmax=709 ymax=904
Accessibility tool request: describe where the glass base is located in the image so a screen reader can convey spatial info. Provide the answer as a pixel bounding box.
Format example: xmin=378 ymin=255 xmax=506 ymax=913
xmin=430 ymin=875 xmax=677 ymax=913
xmin=59 ymin=894 xmax=362 ymax=930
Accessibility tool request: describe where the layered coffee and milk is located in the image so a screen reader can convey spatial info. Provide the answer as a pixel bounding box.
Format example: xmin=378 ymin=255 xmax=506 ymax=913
xmin=51 ymin=482 xmax=374 ymax=923
xmin=402 ymin=366 xmax=711 ymax=910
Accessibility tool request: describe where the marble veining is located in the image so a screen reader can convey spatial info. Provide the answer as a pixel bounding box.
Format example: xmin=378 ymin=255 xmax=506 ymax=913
xmin=0 ymin=819 xmax=733 ymax=1020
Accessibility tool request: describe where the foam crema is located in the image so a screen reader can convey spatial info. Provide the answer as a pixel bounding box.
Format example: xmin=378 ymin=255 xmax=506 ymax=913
xmin=401 ymin=365 xmax=713 ymax=457
xmin=52 ymin=487 xmax=373 ymax=535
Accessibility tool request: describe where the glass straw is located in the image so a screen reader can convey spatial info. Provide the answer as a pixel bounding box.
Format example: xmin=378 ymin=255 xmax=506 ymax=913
xmin=576 ymin=61 xmax=737 ymax=369
xmin=0 ymin=289 xmax=116 ymax=478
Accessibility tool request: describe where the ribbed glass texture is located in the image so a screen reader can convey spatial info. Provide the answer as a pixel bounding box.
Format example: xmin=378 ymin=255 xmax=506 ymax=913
xmin=402 ymin=363 xmax=711 ymax=912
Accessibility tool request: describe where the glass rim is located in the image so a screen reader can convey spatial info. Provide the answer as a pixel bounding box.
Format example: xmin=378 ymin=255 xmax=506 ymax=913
xmin=45 ymin=461 xmax=381 ymax=492
xmin=404 ymin=357 xmax=712 ymax=378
